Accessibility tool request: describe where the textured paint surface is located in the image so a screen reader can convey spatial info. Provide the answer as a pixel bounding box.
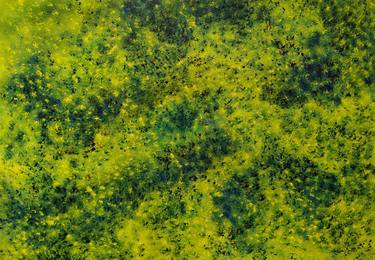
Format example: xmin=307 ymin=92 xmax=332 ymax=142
xmin=0 ymin=0 xmax=374 ymax=259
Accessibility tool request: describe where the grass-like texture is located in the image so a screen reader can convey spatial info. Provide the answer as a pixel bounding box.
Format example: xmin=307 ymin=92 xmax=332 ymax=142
xmin=0 ymin=0 xmax=374 ymax=258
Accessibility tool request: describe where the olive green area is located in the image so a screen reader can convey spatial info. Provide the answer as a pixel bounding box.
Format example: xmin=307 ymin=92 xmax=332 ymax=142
xmin=0 ymin=0 xmax=374 ymax=259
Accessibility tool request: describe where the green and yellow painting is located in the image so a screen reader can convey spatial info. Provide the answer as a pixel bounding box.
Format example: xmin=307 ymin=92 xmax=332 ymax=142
xmin=0 ymin=0 xmax=374 ymax=259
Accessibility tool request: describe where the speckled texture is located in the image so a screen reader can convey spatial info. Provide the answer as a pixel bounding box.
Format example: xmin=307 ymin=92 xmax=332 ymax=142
xmin=0 ymin=0 xmax=374 ymax=258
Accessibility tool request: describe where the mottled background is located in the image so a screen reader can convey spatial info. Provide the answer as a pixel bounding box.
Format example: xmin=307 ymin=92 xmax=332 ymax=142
xmin=0 ymin=0 xmax=374 ymax=259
